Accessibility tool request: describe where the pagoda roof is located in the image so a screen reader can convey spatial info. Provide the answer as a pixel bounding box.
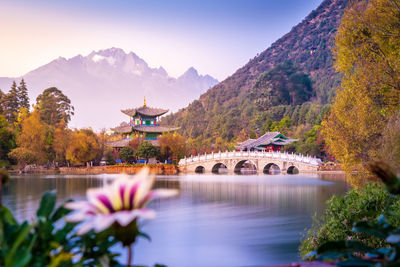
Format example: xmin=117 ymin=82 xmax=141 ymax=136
xmin=237 ymin=132 xmax=297 ymax=150
xmin=111 ymin=122 xmax=132 ymax=133
xmin=238 ymin=138 xmax=256 ymax=147
xmin=121 ymin=106 xmax=169 ymax=117
xmin=106 ymin=139 xmax=130 ymax=147
xmin=132 ymin=125 xmax=180 ymax=133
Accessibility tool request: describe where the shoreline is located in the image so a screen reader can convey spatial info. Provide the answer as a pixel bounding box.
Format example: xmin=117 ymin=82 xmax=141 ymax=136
xmin=9 ymin=165 xmax=345 ymax=177
xmin=9 ymin=164 xmax=180 ymax=175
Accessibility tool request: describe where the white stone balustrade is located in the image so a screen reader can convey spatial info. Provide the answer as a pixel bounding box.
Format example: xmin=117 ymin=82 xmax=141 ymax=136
xmin=179 ymin=151 xmax=322 ymax=167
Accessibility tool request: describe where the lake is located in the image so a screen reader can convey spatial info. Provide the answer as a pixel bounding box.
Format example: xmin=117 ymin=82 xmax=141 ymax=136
xmin=2 ymin=173 xmax=348 ymax=267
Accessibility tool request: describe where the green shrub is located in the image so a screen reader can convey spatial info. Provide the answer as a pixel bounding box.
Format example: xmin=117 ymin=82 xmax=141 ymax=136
xmin=0 ymin=191 xmax=119 ymax=267
xmin=299 ymin=182 xmax=400 ymax=258
xmin=119 ymin=146 xmax=135 ymax=163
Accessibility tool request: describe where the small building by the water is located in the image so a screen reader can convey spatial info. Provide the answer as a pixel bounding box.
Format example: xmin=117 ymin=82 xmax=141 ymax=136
xmin=236 ymin=132 xmax=297 ymax=152
xmin=108 ymin=98 xmax=179 ymax=162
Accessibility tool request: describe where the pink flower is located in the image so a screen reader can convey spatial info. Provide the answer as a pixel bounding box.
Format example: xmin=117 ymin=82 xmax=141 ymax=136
xmin=65 ymin=168 xmax=178 ymax=236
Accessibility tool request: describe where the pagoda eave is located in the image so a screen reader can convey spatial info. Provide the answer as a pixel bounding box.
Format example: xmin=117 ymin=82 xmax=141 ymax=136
xmin=121 ymin=106 xmax=169 ymax=117
xmin=107 ymin=139 xmax=130 ymax=147
xmin=111 ymin=125 xmax=132 ymax=133
xmin=132 ymin=125 xmax=180 ymax=133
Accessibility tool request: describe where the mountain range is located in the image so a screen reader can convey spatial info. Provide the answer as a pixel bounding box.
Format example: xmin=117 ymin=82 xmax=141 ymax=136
xmin=0 ymin=48 xmax=218 ymax=129
xmin=163 ymin=0 xmax=348 ymax=141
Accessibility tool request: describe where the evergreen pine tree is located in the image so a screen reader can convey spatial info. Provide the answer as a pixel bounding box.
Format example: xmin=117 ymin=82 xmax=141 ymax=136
xmin=17 ymin=78 xmax=30 ymax=110
xmin=2 ymin=81 xmax=19 ymax=123
xmin=0 ymin=89 xmax=4 ymax=115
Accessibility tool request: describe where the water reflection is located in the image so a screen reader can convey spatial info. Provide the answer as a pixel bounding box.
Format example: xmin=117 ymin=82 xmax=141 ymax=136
xmin=3 ymin=173 xmax=348 ymax=267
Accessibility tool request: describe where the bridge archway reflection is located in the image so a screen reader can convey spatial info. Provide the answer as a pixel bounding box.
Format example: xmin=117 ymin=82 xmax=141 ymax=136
xmin=287 ymin=166 xmax=299 ymax=174
xmin=212 ymin=163 xmax=228 ymax=174
xmin=234 ymin=160 xmax=257 ymax=175
xmin=263 ymin=163 xmax=281 ymax=175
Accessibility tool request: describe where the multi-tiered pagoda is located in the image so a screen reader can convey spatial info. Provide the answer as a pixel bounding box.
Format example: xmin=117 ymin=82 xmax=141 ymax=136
xmin=109 ymin=98 xmax=179 ymax=161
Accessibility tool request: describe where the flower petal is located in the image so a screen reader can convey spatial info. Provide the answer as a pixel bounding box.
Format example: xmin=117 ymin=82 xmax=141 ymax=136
xmin=111 ymin=175 xmax=130 ymax=210
xmin=93 ymin=215 xmax=116 ymax=233
xmin=65 ymin=211 xmax=94 ymax=222
xmin=138 ymin=189 xmax=179 ymax=208
xmin=134 ymin=168 xmax=155 ymax=208
xmin=87 ymin=188 xmax=114 ymax=214
xmin=76 ymin=220 xmax=96 ymax=235
xmin=114 ymin=209 xmax=156 ymax=227
xmin=64 ymin=201 xmax=94 ymax=211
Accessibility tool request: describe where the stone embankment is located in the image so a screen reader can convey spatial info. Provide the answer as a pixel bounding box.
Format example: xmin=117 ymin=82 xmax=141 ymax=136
xmin=59 ymin=164 xmax=178 ymax=175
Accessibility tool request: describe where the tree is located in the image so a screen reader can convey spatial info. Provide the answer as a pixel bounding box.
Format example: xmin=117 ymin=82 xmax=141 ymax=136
xmin=322 ymin=0 xmax=400 ymax=186
xmin=105 ymin=149 xmax=116 ymax=165
xmin=1 ymin=81 xmax=19 ymax=123
xmin=159 ymin=133 xmax=187 ymax=161
xmin=119 ymin=147 xmax=135 ymax=163
xmin=299 ymin=183 xmax=400 ymax=258
xmin=17 ymin=78 xmax=29 ymax=110
xmin=236 ymin=129 xmax=250 ymax=143
xmin=52 ymin=119 xmax=70 ymax=165
xmin=66 ymin=129 xmax=100 ymax=166
xmin=0 ymin=115 xmax=16 ymax=166
xmin=0 ymin=90 xmax=4 ymax=115
xmin=135 ymin=141 xmax=160 ymax=161
xmin=8 ymin=110 xmax=53 ymax=166
xmin=128 ymin=135 xmax=140 ymax=151
xmin=251 ymin=61 xmax=313 ymax=109
xmin=36 ymin=87 xmax=74 ymax=126
xmin=378 ymin=114 xmax=400 ymax=171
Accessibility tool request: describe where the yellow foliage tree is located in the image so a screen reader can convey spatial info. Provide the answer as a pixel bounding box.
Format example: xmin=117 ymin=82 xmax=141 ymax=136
xmin=9 ymin=110 xmax=53 ymax=165
xmin=53 ymin=119 xmax=71 ymax=164
xmin=66 ymin=129 xmax=100 ymax=165
xmin=322 ymin=0 xmax=400 ymax=186
xmin=158 ymin=132 xmax=187 ymax=161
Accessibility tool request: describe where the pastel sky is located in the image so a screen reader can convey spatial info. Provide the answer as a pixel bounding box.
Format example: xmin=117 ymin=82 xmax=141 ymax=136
xmin=1 ymin=0 xmax=323 ymax=81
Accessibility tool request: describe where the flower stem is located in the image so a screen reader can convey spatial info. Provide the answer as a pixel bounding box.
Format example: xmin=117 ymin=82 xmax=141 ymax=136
xmin=127 ymin=245 xmax=133 ymax=267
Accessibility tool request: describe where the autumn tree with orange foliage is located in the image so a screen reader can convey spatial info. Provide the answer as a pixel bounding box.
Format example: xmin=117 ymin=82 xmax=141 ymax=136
xmin=158 ymin=132 xmax=187 ymax=161
xmin=53 ymin=119 xmax=71 ymax=164
xmin=66 ymin=129 xmax=101 ymax=166
xmin=322 ymin=0 xmax=400 ymax=186
xmin=9 ymin=110 xmax=53 ymax=165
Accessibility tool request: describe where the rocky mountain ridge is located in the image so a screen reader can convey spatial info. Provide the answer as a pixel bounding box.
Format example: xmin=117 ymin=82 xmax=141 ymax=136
xmin=163 ymin=0 xmax=349 ymax=141
xmin=0 ymin=48 xmax=218 ymax=129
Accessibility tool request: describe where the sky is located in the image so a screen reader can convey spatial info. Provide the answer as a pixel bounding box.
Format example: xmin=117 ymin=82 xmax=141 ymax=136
xmin=0 ymin=0 xmax=323 ymax=81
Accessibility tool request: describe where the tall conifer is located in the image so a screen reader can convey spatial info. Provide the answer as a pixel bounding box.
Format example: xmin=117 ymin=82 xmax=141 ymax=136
xmin=0 ymin=89 xmax=4 ymax=115
xmin=17 ymin=78 xmax=30 ymax=110
xmin=2 ymin=81 xmax=19 ymax=123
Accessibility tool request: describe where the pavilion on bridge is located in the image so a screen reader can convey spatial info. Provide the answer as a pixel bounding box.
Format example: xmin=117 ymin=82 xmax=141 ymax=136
xmin=236 ymin=132 xmax=297 ymax=152
xmin=108 ymin=98 xmax=179 ymax=162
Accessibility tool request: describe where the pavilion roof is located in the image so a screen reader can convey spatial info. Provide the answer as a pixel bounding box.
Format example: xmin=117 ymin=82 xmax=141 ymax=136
xmin=121 ymin=106 xmax=169 ymax=117
xmin=238 ymin=138 xmax=256 ymax=147
xmin=237 ymin=132 xmax=297 ymax=150
xmin=106 ymin=139 xmax=130 ymax=147
xmin=132 ymin=125 xmax=180 ymax=133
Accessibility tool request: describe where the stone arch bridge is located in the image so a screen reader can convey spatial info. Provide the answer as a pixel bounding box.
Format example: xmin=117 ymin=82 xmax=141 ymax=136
xmin=179 ymin=151 xmax=322 ymax=174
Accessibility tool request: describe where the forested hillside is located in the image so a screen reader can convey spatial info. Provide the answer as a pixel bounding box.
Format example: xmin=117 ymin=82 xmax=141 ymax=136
xmin=163 ymin=0 xmax=349 ymax=153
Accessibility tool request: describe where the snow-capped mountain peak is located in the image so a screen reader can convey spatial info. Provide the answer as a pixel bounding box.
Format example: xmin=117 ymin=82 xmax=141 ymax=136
xmin=0 ymin=48 xmax=219 ymax=129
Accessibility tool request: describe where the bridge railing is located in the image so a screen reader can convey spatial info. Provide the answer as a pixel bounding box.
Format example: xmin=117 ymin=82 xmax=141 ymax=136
xmin=179 ymin=151 xmax=323 ymax=166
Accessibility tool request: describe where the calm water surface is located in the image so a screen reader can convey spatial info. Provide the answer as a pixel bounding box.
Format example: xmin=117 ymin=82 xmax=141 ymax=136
xmin=3 ymin=173 xmax=348 ymax=267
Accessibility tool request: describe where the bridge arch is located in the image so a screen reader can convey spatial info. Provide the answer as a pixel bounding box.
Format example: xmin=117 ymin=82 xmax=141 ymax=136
xmin=263 ymin=163 xmax=281 ymax=174
xmin=195 ymin=166 xmax=205 ymax=174
xmin=234 ymin=160 xmax=257 ymax=175
xmin=287 ymin=165 xmax=299 ymax=174
xmin=212 ymin=163 xmax=228 ymax=174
